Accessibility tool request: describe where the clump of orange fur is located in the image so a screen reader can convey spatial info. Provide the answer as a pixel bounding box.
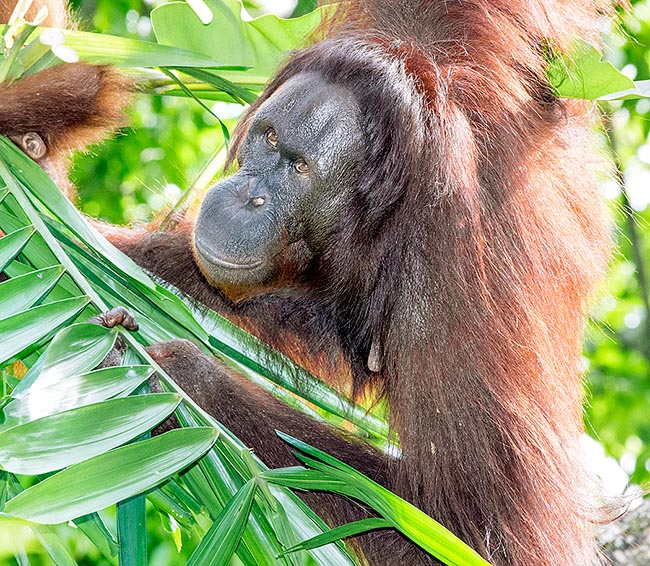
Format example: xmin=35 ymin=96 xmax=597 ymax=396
xmin=0 ymin=1 xmax=131 ymax=197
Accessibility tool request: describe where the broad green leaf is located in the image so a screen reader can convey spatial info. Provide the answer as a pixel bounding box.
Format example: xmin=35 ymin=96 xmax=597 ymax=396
xmin=152 ymin=0 xmax=330 ymax=81
xmin=3 ymin=428 xmax=218 ymax=524
xmin=547 ymin=39 xmax=635 ymax=100
xmin=2 ymin=365 xmax=154 ymax=426
xmin=187 ymin=479 xmax=257 ymax=566
xmin=0 ymin=265 xmax=64 ymax=318
xmin=0 ymin=394 xmax=181 ymax=474
xmin=13 ymin=323 xmax=117 ymax=396
xmin=0 ymin=225 xmax=34 ymax=271
xmin=62 ymin=28 xmax=225 ymax=68
xmin=0 ymin=297 xmax=90 ymax=366
xmin=599 ymin=79 xmax=650 ymax=101
xmin=280 ymin=518 xmax=392 ymax=555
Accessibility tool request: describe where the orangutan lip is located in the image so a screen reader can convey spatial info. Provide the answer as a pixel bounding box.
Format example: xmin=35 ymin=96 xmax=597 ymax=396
xmin=195 ymin=239 xmax=262 ymax=270
xmin=208 ymin=256 xmax=262 ymax=270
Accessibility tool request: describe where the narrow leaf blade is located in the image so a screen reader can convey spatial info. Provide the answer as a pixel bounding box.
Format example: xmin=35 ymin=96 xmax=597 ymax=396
xmin=0 ymin=394 xmax=181 ymax=474
xmin=0 ymin=225 xmax=34 ymax=271
xmin=187 ymin=479 xmax=257 ymax=566
xmin=4 ymin=428 xmax=218 ymax=524
xmin=0 ymin=265 xmax=65 ymax=318
xmin=0 ymin=297 xmax=90 ymax=366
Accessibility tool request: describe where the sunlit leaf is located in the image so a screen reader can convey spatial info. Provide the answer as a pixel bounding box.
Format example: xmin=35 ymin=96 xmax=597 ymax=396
xmin=598 ymin=79 xmax=650 ymax=101
xmin=0 ymin=225 xmax=34 ymax=271
xmin=280 ymin=518 xmax=391 ymax=555
xmin=11 ymin=323 xmax=117 ymax=397
xmin=0 ymin=25 xmax=226 ymax=68
xmin=152 ymin=0 xmax=331 ymax=81
xmin=0 ymin=265 xmax=65 ymax=318
xmin=0 ymin=394 xmax=181 ymax=474
xmin=0 ymin=137 xmax=154 ymax=289
xmin=3 ymin=428 xmax=218 ymax=524
xmin=0 ymin=297 xmax=90 ymax=366
xmin=187 ymin=479 xmax=257 ymax=566
xmin=2 ymin=365 xmax=154 ymax=426
xmin=547 ymin=39 xmax=635 ymax=99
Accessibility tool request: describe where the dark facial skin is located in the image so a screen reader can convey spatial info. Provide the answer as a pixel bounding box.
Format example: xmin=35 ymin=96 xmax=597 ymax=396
xmin=193 ymin=72 xmax=365 ymax=301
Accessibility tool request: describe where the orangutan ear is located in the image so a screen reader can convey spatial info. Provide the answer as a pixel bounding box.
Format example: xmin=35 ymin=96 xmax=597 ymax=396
xmin=10 ymin=132 xmax=48 ymax=160
xmin=367 ymin=337 xmax=382 ymax=373
xmin=0 ymin=63 xmax=132 ymax=158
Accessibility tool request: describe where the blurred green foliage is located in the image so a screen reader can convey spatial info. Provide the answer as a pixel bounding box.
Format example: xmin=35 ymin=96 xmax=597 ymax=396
xmin=585 ymin=0 xmax=650 ymax=486
xmin=68 ymin=0 xmax=234 ymax=224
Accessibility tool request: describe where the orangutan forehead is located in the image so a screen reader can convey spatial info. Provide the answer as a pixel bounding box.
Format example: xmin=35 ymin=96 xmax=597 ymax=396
xmin=251 ymin=72 xmax=365 ymax=169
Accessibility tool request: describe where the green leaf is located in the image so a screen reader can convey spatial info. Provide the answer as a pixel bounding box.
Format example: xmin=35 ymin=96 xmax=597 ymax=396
xmin=547 ymin=39 xmax=635 ymax=100
xmin=268 ymin=433 xmax=492 ymax=566
xmin=3 ymin=365 xmax=154 ymax=426
xmin=0 ymin=137 xmax=154 ymax=289
xmin=0 ymin=26 xmax=227 ymax=68
xmin=3 ymin=428 xmax=218 ymax=524
xmin=11 ymin=323 xmax=117 ymax=397
xmin=117 ymin=493 xmax=147 ymax=566
xmin=280 ymin=518 xmax=391 ymax=555
xmin=32 ymin=525 xmax=78 ymax=566
xmin=0 ymin=394 xmax=181 ymax=474
xmin=73 ymin=513 xmax=118 ymax=560
xmin=147 ymin=484 xmax=197 ymax=530
xmin=187 ymin=479 xmax=257 ymax=566
xmin=292 ymin=0 xmax=318 ymax=18
xmin=177 ymin=67 xmax=257 ymax=104
xmin=152 ymin=0 xmax=330 ymax=82
xmin=63 ymin=29 xmax=225 ymax=68
xmin=598 ymin=79 xmax=650 ymax=101
xmin=0 ymin=225 xmax=34 ymax=271
xmin=0 ymin=297 xmax=90 ymax=366
xmin=0 ymin=266 xmax=65 ymax=318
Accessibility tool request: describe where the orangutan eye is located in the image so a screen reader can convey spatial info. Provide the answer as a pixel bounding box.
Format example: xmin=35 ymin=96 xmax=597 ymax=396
xmin=293 ymin=157 xmax=309 ymax=174
xmin=265 ymin=127 xmax=278 ymax=149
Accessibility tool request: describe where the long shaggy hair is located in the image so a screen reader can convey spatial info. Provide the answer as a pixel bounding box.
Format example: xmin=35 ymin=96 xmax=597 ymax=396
xmin=0 ymin=0 xmax=613 ymax=563
xmin=228 ymin=1 xmax=612 ymax=564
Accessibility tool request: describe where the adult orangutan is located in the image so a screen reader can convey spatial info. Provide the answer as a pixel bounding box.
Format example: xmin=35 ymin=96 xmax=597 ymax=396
xmin=0 ymin=0 xmax=613 ymax=564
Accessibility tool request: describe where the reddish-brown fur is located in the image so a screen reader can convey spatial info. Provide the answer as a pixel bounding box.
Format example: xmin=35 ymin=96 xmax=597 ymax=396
xmin=0 ymin=0 xmax=67 ymax=27
xmin=0 ymin=1 xmax=130 ymax=196
xmin=0 ymin=1 xmax=613 ymax=564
